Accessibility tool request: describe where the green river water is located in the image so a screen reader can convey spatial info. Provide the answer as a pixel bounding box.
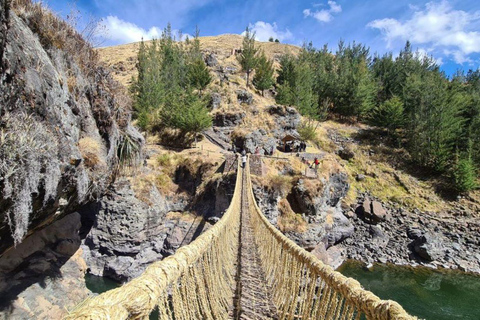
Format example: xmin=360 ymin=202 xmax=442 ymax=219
xmin=86 ymin=262 xmax=480 ymax=319
xmin=338 ymin=261 xmax=480 ymax=320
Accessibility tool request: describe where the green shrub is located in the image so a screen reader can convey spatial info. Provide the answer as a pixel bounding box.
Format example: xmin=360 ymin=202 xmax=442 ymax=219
xmin=453 ymin=156 xmax=478 ymax=193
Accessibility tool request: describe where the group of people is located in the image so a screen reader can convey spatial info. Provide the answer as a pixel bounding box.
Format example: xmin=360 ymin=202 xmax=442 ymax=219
xmin=285 ymin=141 xmax=307 ymax=153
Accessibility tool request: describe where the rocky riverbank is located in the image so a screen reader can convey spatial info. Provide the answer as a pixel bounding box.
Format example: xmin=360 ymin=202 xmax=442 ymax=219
xmin=253 ymin=176 xmax=480 ymax=274
xmin=341 ymin=194 xmax=480 ymax=274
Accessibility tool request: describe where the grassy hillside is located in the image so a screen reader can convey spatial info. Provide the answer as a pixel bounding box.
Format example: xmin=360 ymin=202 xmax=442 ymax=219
xmin=96 ymin=35 xmax=480 ymax=216
xmin=97 ymin=34 xmax=301 ymax=87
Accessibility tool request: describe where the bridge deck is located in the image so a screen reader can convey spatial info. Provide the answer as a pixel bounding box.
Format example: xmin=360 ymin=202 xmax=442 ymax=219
xmin=231 ymin=168 xmax=278 ymax=320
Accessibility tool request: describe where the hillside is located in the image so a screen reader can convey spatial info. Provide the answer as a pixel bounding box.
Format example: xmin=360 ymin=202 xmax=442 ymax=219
xmin=97 ymin=34 xmax=301 ymax=87
xmin=96 ymin=34 xmax=480 ymax=275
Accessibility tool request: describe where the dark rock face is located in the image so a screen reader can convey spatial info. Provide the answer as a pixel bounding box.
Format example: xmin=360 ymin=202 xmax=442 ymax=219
xmin=82 ymin=174 xmax=234 ymax=282
xmin=343 ymin=196 xmax=480 ymax=273
xmin=205 ymin=53 xmax=218 ymax=67
xmin=213 ymin=111 xmax=245 ymax=127
xmin=236 ymin=89 xmax=253 ymax=104
xmin=0 ymin=213 xmax=89 ymax=319
xmin=0 ymin=3 xmax=142 ymax=318
xmin=253 ymin=175 xmax=353 ymax=268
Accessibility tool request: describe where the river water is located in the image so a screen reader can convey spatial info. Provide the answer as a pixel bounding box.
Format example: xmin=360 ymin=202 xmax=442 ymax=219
xmin=86 ymin=262 xmax=480 ymax=319
xmin=338 ymin=261 xmax=480 ymax=320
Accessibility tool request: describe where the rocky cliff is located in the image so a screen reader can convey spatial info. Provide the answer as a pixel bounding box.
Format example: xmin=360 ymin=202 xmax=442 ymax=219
xmin=0 ymin=1 xmax=143 ymax=318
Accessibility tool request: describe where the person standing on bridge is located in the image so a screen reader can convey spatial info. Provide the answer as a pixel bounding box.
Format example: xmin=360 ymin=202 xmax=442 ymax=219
xmin=241 ymin=153 xmax=247 ymax=168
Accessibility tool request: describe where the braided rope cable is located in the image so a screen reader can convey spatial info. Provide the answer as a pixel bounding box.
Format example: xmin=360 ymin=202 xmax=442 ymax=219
xmin=64 ymin=160 xmax=243 ymax=320
xmin=244 ymin=158 xmax=417 ymax=320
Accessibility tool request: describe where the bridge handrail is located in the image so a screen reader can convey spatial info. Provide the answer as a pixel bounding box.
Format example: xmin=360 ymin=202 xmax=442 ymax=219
xmin=65 ymin=160 xmax=242 ymax=319
xmin=244 ymin=159 xmax=416 ymax=320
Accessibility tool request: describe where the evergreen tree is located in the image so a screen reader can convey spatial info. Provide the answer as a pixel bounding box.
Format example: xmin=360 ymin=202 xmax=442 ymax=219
xmin=369 ymin=96 xmax=404 ymax=135
xmin=252 ymin=51 xmax=274 ymax=96
xmin=238 ymin=27 xmax=258 ymax=88
xmin=453 ymin=154 xmax=478 ymax=193
xmin=131 ymin=24 xmax=211 ymax=143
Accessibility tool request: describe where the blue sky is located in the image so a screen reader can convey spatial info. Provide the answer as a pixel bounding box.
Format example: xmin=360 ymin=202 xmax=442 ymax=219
xmin=43 ymin=0 xmax=480 ymax=75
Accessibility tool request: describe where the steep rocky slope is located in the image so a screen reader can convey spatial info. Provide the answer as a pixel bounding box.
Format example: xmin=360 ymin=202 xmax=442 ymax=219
xmin=0 ymin=1 xmax=143 ymax=318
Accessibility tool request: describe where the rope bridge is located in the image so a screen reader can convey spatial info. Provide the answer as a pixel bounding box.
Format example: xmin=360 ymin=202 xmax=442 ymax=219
xmin=66 ymin=158 xmax=415 ymax=320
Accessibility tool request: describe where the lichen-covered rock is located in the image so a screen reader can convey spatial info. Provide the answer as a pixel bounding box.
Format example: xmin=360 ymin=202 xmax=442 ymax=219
xmin=205 ymin=53 xmax=218 ymax=67
xmin=0 ymin=4 xmax=143 ymax=254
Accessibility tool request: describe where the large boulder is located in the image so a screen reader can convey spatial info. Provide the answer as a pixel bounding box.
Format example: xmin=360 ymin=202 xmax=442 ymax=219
xmin=412 ymin=233 xmax=445 ymax=261
xmin=81 ymin=179 xmax=171 ymax=282
xmin=312 ymin=244 xmax=345 ymax=270
xmin=356 ymin=199 xmax=387 ymax=224
xmin=205 ymin=53 xmax=218 ymax=67
xmin=236 ymin=89 xmax=253 ymax=104
xmin=213 ymin=111 xmax=245 ymax=127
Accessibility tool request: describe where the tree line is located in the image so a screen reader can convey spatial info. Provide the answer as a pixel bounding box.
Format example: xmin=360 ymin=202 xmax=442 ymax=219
xmin=271 ymin=40 xmax=480 ymax=192
xmin=131 ymin=26 xmax=478 ymax=192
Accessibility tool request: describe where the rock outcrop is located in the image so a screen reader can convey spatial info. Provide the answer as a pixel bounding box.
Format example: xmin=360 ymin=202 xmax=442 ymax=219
xmin=0 ymin=213 xmax=89 ymax=319
xmin=0 ymin=1 xmax=142 ymax=254
xmin=82 ymin=172 xmax=235 ymax=282
xmin=0 ymin=1 xmax=142 ymax=318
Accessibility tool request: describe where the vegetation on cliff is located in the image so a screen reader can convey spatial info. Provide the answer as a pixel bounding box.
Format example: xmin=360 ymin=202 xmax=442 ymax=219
xmin=274 ymin=41 xmax=479 ymax=192
xmin=131 ymin=25 xmax=212 ymax=143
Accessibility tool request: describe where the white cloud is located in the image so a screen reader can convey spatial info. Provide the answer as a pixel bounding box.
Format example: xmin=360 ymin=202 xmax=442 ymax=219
xmin=367 ymin=1 xmax=480 ymax=64
xmin=328 ymin=1 xmax=342 ymax=14
xmin=303 ymin=1 xmax=342 ymax=23
xmin=102 ymin=16 xmax=191 ymax=45
xmin=246 ymin=21 xmax=293 ymax=42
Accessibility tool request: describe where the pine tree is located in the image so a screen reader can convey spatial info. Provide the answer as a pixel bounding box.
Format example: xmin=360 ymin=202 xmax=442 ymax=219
xmin=238 ymin=26 xmax=258 ymax=88
xmin=252 ymin=51 xmax=274 ymax=96
xmin=131 ymin=24 xmax=212 ymax=143
xmin=187 ymin=27 xmax=211 ymax=93
xmin=453 ymin=153 xmax=478 ymax=193
xmin=369 ymin=96 xmax=404 ymax=134
xmin=275 ymin=55 xmax=296 ymax=106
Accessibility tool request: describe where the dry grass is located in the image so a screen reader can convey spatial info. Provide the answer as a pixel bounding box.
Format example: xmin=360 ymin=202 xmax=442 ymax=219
xmin=12 ymin=0 xmax=98 ymax=75
xmin=78 ymin=137 xmax=104 ymax=169
xmin=343 ymin=143 xmax=443 ymax=211
xmin=277 ymin=198 xmax=307 ymax=233
xmin=97 ymin=34 xmax=301 ymax=87
xmin=166 ymin=211 xmax=199 ymax=222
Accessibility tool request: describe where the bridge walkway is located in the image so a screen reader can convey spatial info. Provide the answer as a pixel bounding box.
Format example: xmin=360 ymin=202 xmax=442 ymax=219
xmin=231 ymin=168 xmax=278 ymax=319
